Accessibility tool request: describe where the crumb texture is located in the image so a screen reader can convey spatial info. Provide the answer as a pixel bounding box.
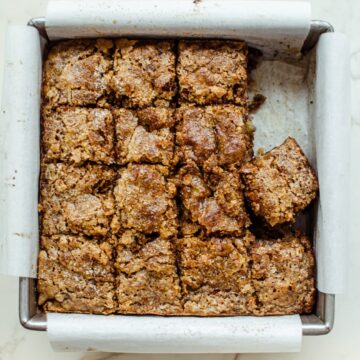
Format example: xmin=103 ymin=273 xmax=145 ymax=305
xmin=115 ymin=231 xmax=182 ymax=314
xmin=250 ymin=233 xmax=316 ymax=315
xmin=38 ymin=235 xmax=115 ymax=314
xmin=40 ymin=163 xmax=116 ymax=237
xmin=42 ymin=106 xmax=115 ymax=164
xmin=43 ymin=39 xmax=113 ymax=107
xmin=177 ymin=40 xmax=247 ymax=105
xmin=113 ymin=107 xmax=175 ymax=166
xmin=176 ymin=105 xmax=253 ymax=170
xmin=178 ymin=232 xmax=256 ymax=315
xmin=178 ymin=165 xmax=251 ymax=236
xmin=111 ymin=39 xmax=177 ymax=108
xmin=113 ymin=164 xmax=178 ymax=238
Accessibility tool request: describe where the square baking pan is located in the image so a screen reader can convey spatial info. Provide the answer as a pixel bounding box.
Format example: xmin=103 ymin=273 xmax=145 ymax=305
xmin=18 ymin=17 xmax=335 ymax=336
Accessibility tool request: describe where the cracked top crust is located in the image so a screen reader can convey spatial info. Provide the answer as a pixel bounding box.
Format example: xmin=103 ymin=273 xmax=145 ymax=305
xmin=113 ymin=107 xmax=175 ymax=166
xmin=43 ymin=39 xmax=113 ymax=107
xmin=41 ymin=235 xmax=114 ymax=282
xmin=42 ymin=106 xmax=115 ymax=165
xmin=178 ymin=165 xmax=251 ymax=236
xmin=176 ymin=105 xmax=253 ymax=170
xmin=40 ymin=163 xmax=116 ymax=237
xmin=111 ymin=39 xmax=177 ymax=108
xmin=241 ymin=137 xmax=319 ymax=226
xmin=38 ymin=245 xmax=115 ymax=314
xmin=114 ymin=230 xmax=182 ymax=314
xmin=251 ymin=232 xmax=316 ymax=315
xmin=177 ymin=232 xmax=256 ymax=315
xmin=177 ymin=40 xmax=247 ymax=105
xmin=113 ymin=164 xmax=178 ymax=238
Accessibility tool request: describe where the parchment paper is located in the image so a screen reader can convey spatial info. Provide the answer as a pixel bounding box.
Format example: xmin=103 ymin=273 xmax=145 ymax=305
xmin=314 ymin=33 xmax=350 ymax=294
xmin=48 ymin=313 xmax=302 ymax=353
xmin=46 ymin=0 xmax=311 ymax=58
xmin=250 ymin=57 xmax=313 ymax=160
xmin=0 ymin=26 xmax=42 ymax=278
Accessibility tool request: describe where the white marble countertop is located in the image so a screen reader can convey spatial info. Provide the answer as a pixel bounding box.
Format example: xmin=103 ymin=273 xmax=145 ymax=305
xmin=1 ymin=0 xmax=359 ymax=359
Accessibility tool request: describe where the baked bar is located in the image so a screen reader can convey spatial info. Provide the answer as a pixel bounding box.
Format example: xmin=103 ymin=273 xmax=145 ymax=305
xmin=251 ymin=232 xmax=316 ymax=315
xmin=241 ymin=137 xmax=319 ymax=226
xmin=42 ymin=106 xmax=115 ymax=164
xmin=111 ymin=39 xmax=176 ymax=108
xmin=113 ymin=164 xmax=178 ymax=238
xmin=176 ymin=105 xmax=253 ymax=170
xmin=43 ymin=39 xmax=113 ymax=107
xmin=113 ymin=107 xmax=175 ymax=166
xmin=177 ymin=232 xmax=256 ymax=315
xmin=38 ymin=235 xmax=115 ymax=314
xmin=178 ymin=165 xmax=250 ymax=236
xmin=177 ymin=40 xmax=247 ymax=105
xmin=115 ymin=230 xmax=182 ymax=314
xmin=40 ymin=163 xmax=116 ymax=237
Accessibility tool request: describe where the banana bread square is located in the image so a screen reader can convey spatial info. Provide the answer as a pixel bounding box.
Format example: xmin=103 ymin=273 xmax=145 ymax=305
xmin=241 ymin=137 xmax=319 ymax=226
xmin=42 ymin=106 xmax=115 ymax=165
xmin=113 ymin=107 xmax=175 ymax=166
xmin=115 ymin=230 xmax=182 ymax=315
xmin=40 ymin=163 xmax=116 ymax=237
xmin=250 ymin=233 xmax=316 ymax=315
xmin=177 ymin=40 xmax=247 ymax=105
xmin=38 ymin=235 xmax=115 ymax=314
xmin=176 ymin=105 xmax=253 ymax=170
xmin=177 ymin=232 xmax=256 ymax=315
xmin=113 ymin=164 xmax=178 ymax=238
xmin=178 ymin=165 xmax=250 ymax=236
xmin=43 ymin=39 xmax=113 ymax=107
xmin=111 ymin=39 xmax=177 ymax=108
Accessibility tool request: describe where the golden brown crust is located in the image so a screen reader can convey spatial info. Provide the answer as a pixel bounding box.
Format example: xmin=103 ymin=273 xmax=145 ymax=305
xmin=113 ymin=164 xmax=178 ymax=238
xmin=241 ymin=137 xmax=319 ymax=226
xmin=177 ymin=40 xmax=247 ymax=105
xmin=43 ymin=39 xmax=113 ymax=107
xmin=40 ymin=235 xmax=114 ymax=282
xmin=251 ymin=233 xmax=315 ymax=315
xmin=38 ymin=237 xmax=115 ymax=314
xmin=111 ymin=39 xmax=176 ymax=108
xmin=42 ymin=106 xmax=115 ymax=165
xmin=40 ymin=163 xmax=116 ymax=237
xmin=177 ymin=232 xmax=256 ymax=315
xmin=113 ymin=107 xmax=175 ymax=166
xmin=178 ymin=165 xmax=251 ymax=236
xmin=114 ymin=230 xmax=182 ymax=314
xmin=176 ymin=105 xmax=253 ymax=170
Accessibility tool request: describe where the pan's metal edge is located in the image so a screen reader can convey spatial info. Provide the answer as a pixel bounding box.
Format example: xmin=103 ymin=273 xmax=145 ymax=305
xmin=301 ymin=293 xmax=335 ymax=335
xmin=27 ymin=17 xmax=47 ymax=40
xmin=19 ymin=277 xmax=47 ymax=331
xmin=20 ymin=18 xmax=336 ymax=336
xmin=302 ymin=20 xmax=334 ymax=53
